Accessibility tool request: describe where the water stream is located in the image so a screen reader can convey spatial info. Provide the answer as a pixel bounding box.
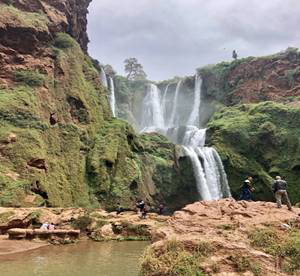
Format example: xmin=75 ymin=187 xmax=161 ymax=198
xmin=0 ymin=241 xmax=148 ymax=276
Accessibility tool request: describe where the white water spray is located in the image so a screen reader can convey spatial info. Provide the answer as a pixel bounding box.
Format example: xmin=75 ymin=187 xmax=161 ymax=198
xmin=100 ymin=67 xmax=108 ymax=88
xmin=109 ymin=77 xmax=116 ymax=117
xmin=187 ymin=73 xmax=202 ymax=126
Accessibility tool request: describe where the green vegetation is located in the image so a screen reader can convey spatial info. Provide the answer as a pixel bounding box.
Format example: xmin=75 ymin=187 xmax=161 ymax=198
xmin=228 ymin=255 xmax=262 ymax=275
xmin=14 ymin=70 xmax=45 ymax=87
xmin=71 ymin=216 xmax=92 ymax=231
xmin=207 ymin=101 xmax=300 ymax=202
xmin=0 ymin=4 xmax=49 ymax=31
xmin=53 ymin=33 xmax=76 ymax=49
xmin=140 ymin=239 xmax=213 ymax=276
xmin=249 ymin=227 xmax=300 ymax=274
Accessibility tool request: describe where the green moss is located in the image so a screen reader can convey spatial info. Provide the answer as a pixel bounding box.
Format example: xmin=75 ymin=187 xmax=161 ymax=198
xmin=14 ymin=70 xmax=45 ymax=87
xmin=53 ymin=33 xmax=76 ymax=49
xmin=207 ymin=101 xmax=300 ymax=202
xmin=0 ymin=4 xmax=49 ymax=31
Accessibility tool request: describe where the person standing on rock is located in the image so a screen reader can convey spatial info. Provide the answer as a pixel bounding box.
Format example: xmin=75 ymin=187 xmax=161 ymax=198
xmin=239 ymin=176 xmax=254 ymax=201
xmin=272 ymin=176 xmax=292 ymax=211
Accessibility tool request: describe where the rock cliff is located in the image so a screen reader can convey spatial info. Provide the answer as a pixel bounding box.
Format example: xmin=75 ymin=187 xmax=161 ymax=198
xmin=0 ymin=0 xmax=195 ymax=209
xmin=200 ymin=49 xmax=300 ymax=202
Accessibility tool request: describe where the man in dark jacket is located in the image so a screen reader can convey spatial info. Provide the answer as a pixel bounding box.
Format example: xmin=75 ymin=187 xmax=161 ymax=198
xmin=272 ymin=176 xmax=292 ymax=210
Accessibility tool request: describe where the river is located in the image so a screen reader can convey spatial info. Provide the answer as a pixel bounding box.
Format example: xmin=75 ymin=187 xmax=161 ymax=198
xmin=0 ymin=241 xmax=149 ymax=276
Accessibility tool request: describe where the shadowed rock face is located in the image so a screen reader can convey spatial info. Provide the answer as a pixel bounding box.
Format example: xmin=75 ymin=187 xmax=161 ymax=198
xmin=0 ymin=0 xmax=91 ymax=51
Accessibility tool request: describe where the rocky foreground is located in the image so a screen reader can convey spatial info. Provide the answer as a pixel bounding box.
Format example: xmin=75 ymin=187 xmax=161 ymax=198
xmin=141 ymin=199 xmax=300 ymax=276
xmin=1 ymin=199 xmax=300 ymax=275
xmin=0 ymin=206 xmax=167 ymax=246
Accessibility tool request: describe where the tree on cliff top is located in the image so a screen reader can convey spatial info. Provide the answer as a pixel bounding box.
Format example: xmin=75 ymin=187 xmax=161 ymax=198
xmin=124 ymin=58 xmax=147 ymax=80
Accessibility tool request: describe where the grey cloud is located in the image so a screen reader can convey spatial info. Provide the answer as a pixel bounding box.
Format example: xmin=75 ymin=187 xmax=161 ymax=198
xmin=87 ymin=0 xmax=300 ymax=80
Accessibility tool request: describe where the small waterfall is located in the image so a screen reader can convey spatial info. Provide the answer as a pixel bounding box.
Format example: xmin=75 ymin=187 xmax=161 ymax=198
xmin=182 ymin=127 xmax=231 ymax=200
xmin=140 ymin=84 xmax=165 ymax=131
xmin=109 ymin=77 xmax=116 ymax=117
xmin=168 ymin=81 xmax=182 ymax=127
xmin=187 ymin=73 xmax=202 ymax=126
xmin=182 ymin=146 xmax=212 ymax=200
xmin=161 ymin=83 xmax=170 ymax=120
xmin=100 ymin=67 xmax=108 ymax=88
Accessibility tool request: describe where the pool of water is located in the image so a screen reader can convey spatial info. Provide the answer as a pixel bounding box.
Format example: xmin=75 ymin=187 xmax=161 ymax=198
xmin=0 ymin=241 xmax=149 ymax=276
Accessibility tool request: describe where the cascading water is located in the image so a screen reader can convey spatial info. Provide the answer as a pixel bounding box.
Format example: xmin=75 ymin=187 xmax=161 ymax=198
xmin=140 ymin=84 xmax=165 ymax=132
xmin=168 ymin=81 xmax=182 ymax=127
xmin=108 ymin=77 xmax=116 ymax=117
xmin=100 ymin=67 xmax=108 ymax=88
xmin=187 ymin=73 xmax=202 ymax=126
xmin=100 ymin=67 xmax=116 ymax=117
xmin=137 ymin=73 xmax=231 ymax=201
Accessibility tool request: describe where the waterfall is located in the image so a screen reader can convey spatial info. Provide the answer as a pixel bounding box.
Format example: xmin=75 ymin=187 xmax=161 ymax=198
xmin=100 ymin=67 xmax=108 ymax=88
xmin=182 ymin=125 xmax=231 ymax=200
xmin=182 ymin=146 xmax=212 ymax=200
xmin=135 ymin=73 xmax=231 ymax=201
xmin=140 ymin=84 xmax=165 ymax=131
xmin=109 ymin=77 xmax=116 ymax=117
xmin=168 ymin=81 xmax=182 ymax=127
xmin=187 ymin=73 xmax=202 ymax=126
xmin=161 ymin=83 xmax=170 ymax=120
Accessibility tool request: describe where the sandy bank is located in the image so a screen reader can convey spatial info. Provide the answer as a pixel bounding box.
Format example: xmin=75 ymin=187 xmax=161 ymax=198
xmin=0 ymin=235 xmax=48 ymax=256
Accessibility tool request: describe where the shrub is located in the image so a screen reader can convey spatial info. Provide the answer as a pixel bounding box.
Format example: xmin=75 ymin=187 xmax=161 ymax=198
xmin=14 ymin=70 xmax=45 ymax=87
xmin=140 ymin=239 xmax=212 ymax=276
xmin=229 ymin=255 xmax=262 ymax=275
xmin=249 ymin=228 xmax=278 ymax=248
xmin=71 ymin=216 xmax=92 ymax=231
xmin=53 ymin=33 xmax=75 ymax=49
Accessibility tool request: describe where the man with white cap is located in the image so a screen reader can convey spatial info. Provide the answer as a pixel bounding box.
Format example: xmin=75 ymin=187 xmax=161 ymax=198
xmin=272 ymin=176 xmax=292 ymax=211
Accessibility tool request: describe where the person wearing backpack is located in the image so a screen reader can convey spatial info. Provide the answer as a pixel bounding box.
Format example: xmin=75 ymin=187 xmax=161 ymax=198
xmin=272 ymin=176 xmax=292 ymax=211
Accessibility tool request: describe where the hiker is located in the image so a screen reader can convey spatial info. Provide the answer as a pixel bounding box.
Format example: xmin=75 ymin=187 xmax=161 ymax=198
xmin=141 ymin=205 xmax=149 ymax=219
xmin=136 ymin=200 xmax=145 ymax=214
xmin=232 ymin=50 xmax=238 ymax=60
xmin=272 ymin=176 xmax=292 ymax=211
xmin=49 ymin=112 xmax=58 ymax=126
xmin=239 ymin=177 xmax=254 ymax=201
xmin=158 ymin=204 xmax=165 ymax=215
xmin=116 ymin=203 xmax=123 ymax=215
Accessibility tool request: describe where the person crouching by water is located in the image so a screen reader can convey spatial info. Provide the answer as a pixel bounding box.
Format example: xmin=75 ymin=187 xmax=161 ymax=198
xmin=272 ymin=176 xmax=292 ymax=211
xmin=40 ymin=222 xmax=49 ymax=230
xmin=239 ymin=176 xmax=254 ymax=201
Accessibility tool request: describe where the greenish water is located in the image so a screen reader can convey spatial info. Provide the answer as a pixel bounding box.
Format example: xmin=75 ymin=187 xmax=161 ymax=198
xmin=0 ymin=241 xmax=149 ymax=276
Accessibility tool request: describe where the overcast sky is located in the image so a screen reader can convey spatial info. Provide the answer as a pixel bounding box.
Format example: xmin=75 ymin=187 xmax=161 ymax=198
xmin=87 ymin=0 xmax=300 ymax=81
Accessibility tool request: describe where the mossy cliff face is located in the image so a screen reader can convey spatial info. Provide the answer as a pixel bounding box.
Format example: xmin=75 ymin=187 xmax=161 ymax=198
xmin=207 ymin=102 xmax=300 ymax=202
xmin=0 ymin=1 xmax=196 ymax=209
xmin=198 ymin=49 xmax=300 ymax=202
